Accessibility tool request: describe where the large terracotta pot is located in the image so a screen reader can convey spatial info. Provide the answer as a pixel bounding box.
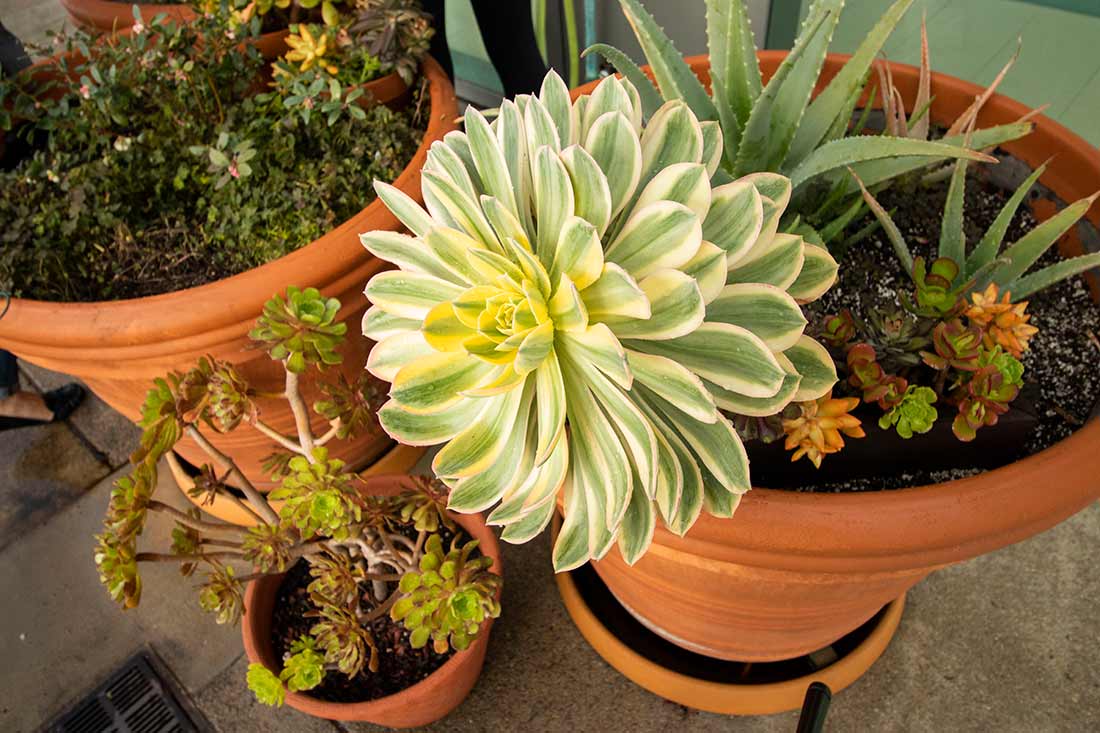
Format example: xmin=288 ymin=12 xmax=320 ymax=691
xmin=573 ymin=53 xmax=1100 ymax=662
xmin=241 ymin=474 xmax=501 ymax=726
xmin=0 ymin=56 xmax=457 ymax=488
xmin=60 ymin=0 xmax=196 ymax=31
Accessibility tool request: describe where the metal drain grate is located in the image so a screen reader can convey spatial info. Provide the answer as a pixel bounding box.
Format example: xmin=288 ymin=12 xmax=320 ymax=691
xmin=47 ymin=652 xmax=198 ymax=733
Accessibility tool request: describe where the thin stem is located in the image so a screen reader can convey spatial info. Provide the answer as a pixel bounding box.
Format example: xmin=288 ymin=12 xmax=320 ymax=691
xmin=251 ymin=418 xmax=306 ymax=455
xmin=200 ymin=538 xmax=244 ymax=550
xmin=284 ymin=371 xmax=316 ymax=458
xmin=315 ymin=422 xmax=341 ymax=447
xmin=148 ymin=500 xmax=247 ymax=538
xmin=185 ymin=426 xmax=280 ymax=525
xmin=137 ymin=551 xmax=246 ymax=563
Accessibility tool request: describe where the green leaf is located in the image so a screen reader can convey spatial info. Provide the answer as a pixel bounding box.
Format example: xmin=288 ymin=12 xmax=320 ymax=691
xmin=617 ymin=477 xmax=656 ymax=565
xmin=626 ymin=350 xmax=718 ymax=424
xmin=532 ymin=146 xmax=576 ymax=261
xmin=583 ymin=43 xmax=663 ymax=120
xmin=583 ymin=111 xmax=643 ymax=219
xmin=606 ymin=201 xmax=702 ymax=280
xmin=434 ymin=383 xmax=528 ymax=481
xmin=681 ymin=240 xmax=728 ymax=304
xmin=501 ymin=499 xmax=557 ymax=544
xmin=374 ymin=181 xmax=435 ymax=238
xmin=557 ymin=323 xmax=632 ymax=388
xmin=726 ymin=233 xmax=806 ymax=291
xmin=784 ymin=335 xmax=837 ymax=401
xmin=422 ymin=170 xmax=500 ymax=251
xmin=939 ymin=156 xmax=969 ymax=264
xmin=466 ymin=107 xmax=519 ymax=220
xmin=704 ymin=0 xmax=761 ymax=140
xmin=377 ymin=397 xmax=486 ymax=446
xmin=615 ymin=0 xmax=717 ymax=122
xmin=534 ymin=352 xmax=567 ymax=463
xmin=1008 ymin=252 xmax=1100 ymax=301
xmin=787 ymin=0 xmax=916 ymax=167
xmin=993 ymin=193 xmax=1099 ymax=287
xmin=581 ymin=263 xmax=651 ymax=321
xmin=851 ymin=169 xmax=912 ymax=274
xmin=365 ymin=271 xmax=465 ymax=320
xmin=633 ymin=162 xmax=711 ymax=223
xmin=966 ymin=161 xmax=1048 ymax=277
xmin=703 ymin=179 xmax=763 ymax=263
xmin=561 ymin=146 xmax=613 ymax=237
xmin=605 ymin=270 xmax=704 ymax=341
xmin=789 ymin=136 xmax=996 ymax=191
xmin=627 ymin=322 xmax=784 ymax=398
xmin=787 ymin=243 xmax=839 ymax=303
xmin=389 ymin=352 xmax=493 ymax=414
xmin=706 ymin=283 xmax=807 ymax=351
xmin=540 ymin=71 xmax=575 ymax=145
xmin=638 ymin=101 xmax=704 ymax=197
xmin=732 ymin=7 xmax=832 ymax=176
xmin=359 ymin=231 xmax=465 ymax=285
xmin=705 ymin=352 xmax=802 ymax=417
xmin=366 ymin=331 xmax=436 ymax=382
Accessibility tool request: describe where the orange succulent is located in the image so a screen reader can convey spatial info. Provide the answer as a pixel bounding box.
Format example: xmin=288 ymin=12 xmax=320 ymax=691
xmin=965 ymin=283 xmax=1038 ymax=358
xmin=782 ymin=392 xmax=865 ymax=468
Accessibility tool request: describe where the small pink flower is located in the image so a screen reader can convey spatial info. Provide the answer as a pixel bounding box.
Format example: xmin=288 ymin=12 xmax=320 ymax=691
xmin=226 ymin=29 xmax=236 ymax=41
xmin=79 ymin=84 xmax=91 ymax=99
xmin=228 ymin=162 xmax=240 ymax=179
xmin=303 ymin=97 xmax=314 ymax=110
xmin=132 ymin=21 xmax=145 ymax=34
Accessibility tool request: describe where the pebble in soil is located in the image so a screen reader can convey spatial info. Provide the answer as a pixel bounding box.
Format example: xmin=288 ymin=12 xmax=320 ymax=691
xmin=791 ymin=159 xmax=1100 ymax=492
xmin=270 ymin=524 xmax=467 ymax=704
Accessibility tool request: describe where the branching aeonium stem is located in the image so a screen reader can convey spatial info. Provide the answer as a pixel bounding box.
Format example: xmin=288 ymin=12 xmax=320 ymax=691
xmin=148 ymin=500 xmax=248 ymax=539
xmin=315 ymin=421 xmax=342 ymax=447
xmin=251 ymin=418 xmax=307 ymax=456
xmin=184 ymin=425 xmax=280 ymax=526
xmin=284 ymin=370 xmax=317 ymax=458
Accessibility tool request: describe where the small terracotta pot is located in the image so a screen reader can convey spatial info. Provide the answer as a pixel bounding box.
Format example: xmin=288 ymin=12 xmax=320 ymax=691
xmin=166 ymin=442 xmax=427 ymax=525
xmin=241 ymin=474 xmax=501 ymax=726
xmin=60 ymin=0 xmax=196 ymax=32
xmin=571 ymin=54 xmax=1100 ymax=662
xmin=0 ymin=56 xmax=457 ymax=488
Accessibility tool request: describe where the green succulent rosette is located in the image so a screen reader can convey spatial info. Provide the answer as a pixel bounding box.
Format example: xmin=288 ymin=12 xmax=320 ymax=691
xmin=361 ymin=71 xmax=838 ymax=570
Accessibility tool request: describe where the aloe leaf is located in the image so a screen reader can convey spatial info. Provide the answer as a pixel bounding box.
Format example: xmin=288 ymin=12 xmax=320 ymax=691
xmin=993 ymin=193 xmax=1099 ymax=287
xmin=939 ymin=155 xmax=969 ymax=264
xmin=910 ymin=13 xmax=932 ymax=140
xmin=704 ymin=0 xmax=761 ymax=162
xmin=816 ymin=195 xmax=864 ymax=245
xmin=616 ymin=0 xmax=717 ymax=121
xmin=732 ymin=8 xmax=831 ymax=177
xmin=582 ymin=43 xmax=662 ymax=121
xmin=966 ymin=161 xmax=1048 ymax=277
xmin=790 ymin=136 xmax=996 ymax=191
xmin=850 ymin=168 xmax=912 ymax=274
xmin=839 ymin=123 xmax=1031 ymax=193
xmin=1008 ymin=252 xmax=1100 ymax=300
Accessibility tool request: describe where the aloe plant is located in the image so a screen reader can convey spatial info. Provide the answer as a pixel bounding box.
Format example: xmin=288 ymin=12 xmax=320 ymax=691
xmin=362 ymin=70 xmax=839 ymax=571
xmin=588 ymin=0 xmax=1030 ymax=243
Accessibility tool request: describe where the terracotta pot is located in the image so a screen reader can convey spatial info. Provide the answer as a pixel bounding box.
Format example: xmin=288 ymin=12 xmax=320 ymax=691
xmin=0 ymin=56 xmax=457 ymax=488
xmin=241 ymin=474 xmax=501 ymax=726
xmin=166 ymin=442 xmax=427 ymax=525
xmin=572 ymin=53 xmax=1100 ymax=662
xmin=251 ymin=31 xmax=411 ymax=110
xmin=60 ymin=0 xmax=196 ymax=31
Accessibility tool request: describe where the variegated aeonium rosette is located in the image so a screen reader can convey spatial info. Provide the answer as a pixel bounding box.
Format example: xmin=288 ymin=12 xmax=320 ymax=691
xmin=361 ymin=70 xmax=839 ymax=571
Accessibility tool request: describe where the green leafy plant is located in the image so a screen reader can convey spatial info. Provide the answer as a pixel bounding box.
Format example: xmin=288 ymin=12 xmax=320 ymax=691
xmin=0 ymin=14 xmax=423 ymax=302
xmin=94 ymin=289 xmax=498 ymax=707
xmin=588 ymin=0 xmax=1018 ymax=244
xmin=878 ymin=385 xmax=937 ymax=438
xmin=361 ymin=69 xmax=840 ymax=570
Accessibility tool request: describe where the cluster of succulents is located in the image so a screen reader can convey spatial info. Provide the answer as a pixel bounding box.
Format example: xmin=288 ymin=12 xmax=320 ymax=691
xmin=361 ymin=66 xmax=841 ymax=570
xmin=94 ymin=288 xmax=500 ymax=706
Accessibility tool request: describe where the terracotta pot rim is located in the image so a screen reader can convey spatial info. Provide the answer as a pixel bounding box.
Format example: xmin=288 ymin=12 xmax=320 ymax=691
xmin=241 ymin=473 xmax=501 ymax=722
xmin=0 ymin=54 xmax=452 ymax=342
xmin=573 ymin=52 xmax=1100 ymax=571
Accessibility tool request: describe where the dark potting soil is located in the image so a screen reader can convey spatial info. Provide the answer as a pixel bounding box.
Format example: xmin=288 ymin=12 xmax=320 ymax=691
xmin=269 ymin=523 xmax=465 ymax=704
xmin=789 ymin=160 xmax=1100 ymax=492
